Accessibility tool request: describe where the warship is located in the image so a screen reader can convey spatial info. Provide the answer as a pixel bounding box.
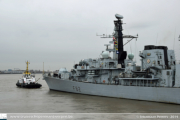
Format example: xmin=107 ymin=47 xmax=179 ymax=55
xmin=16 ymin=61 xmax=42 ymax=88
xmin=43 ymin=14 xmax=180 ymax=104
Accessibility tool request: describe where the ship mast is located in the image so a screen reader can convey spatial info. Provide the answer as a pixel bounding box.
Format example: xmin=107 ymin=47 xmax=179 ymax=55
xmin=24 ymin=61 xmax=31 ymax=75
xmin=113 ymin=14 xmax=126 ymax=67
xmin=97 ymin=14 xmax=138 ymax=68
xmin=43 ymin=62 xmax=44 ymax=74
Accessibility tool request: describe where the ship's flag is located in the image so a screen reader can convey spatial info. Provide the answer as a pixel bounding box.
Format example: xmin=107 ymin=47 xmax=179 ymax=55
xmin=113 ymin=37 xmax=116 ymax=41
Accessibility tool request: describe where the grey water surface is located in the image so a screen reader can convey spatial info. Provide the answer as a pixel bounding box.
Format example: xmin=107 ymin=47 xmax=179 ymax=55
xmin=0 ymin=74 xmax=180 ymax=113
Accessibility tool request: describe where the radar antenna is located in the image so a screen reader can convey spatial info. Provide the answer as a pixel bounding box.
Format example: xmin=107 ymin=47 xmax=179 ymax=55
xmin=96 ymin=14 xmax=138 ymax=68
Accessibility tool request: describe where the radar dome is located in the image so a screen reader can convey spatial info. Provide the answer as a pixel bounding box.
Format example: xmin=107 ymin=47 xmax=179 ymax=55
xmin=59 ymin=67 xmax=68 ymax=73
xmin=115 ymin=14 xmax=123 ymax=19
xmin=101 ymin=51 xmax=109 ymax=59
xmin=128 ymin=53 xmax=134 ymax=60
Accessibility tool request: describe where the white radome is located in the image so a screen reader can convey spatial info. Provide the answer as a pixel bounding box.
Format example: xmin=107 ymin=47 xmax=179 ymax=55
xmin=101 ymin=51 xmax=109 ymax=59
xmin=115 ymin=14 xmax=123 ymax=19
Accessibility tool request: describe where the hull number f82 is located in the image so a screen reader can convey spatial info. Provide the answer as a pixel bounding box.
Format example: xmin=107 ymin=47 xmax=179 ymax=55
xmin=73 ymin=86 xmax=81 ymax=92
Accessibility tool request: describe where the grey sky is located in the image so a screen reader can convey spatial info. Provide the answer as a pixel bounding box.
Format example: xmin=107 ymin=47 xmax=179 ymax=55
xmin=0 ymin=0 xmax=180 ymax=71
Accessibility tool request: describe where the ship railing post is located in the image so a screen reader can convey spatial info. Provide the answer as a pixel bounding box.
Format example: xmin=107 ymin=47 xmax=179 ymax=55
xmin=146 ymin=80 xmax=147 ymax=87
xmin=156 ymin=81 xmax=157 ymax=87
xmin=129 ymin=79 xmax=130 ymax=86
xmin=151 ymin=80 xmax=152 ymax=87
xmin=143 ymin=80 xmax=144 ymax=87
xmin=137 ymin=80 xmax=139 ymax=86
xmin=140 ymin=80 xmax=141 ymax=86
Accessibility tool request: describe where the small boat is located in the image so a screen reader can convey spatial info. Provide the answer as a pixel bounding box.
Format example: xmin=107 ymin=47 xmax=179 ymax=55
xmin=16 ymin=61 xmax=42 ymax=88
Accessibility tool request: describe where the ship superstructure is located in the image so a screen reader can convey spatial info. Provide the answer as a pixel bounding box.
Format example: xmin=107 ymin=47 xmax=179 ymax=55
xmin=43 ymin=14 xmax=180 ymax=104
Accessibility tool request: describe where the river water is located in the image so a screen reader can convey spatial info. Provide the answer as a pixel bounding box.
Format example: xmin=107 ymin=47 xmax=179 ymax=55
xmin=0 ymin=74 xmax=180 ymax=113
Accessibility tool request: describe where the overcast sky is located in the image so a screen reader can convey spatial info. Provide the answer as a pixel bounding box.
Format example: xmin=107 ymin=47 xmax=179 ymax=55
xmin=0 ymin=0 xmax=180 ymax=71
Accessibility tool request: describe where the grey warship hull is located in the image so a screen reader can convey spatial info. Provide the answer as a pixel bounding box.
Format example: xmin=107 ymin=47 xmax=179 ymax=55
xmin=44 ymin=76 xmax=180 ymax=104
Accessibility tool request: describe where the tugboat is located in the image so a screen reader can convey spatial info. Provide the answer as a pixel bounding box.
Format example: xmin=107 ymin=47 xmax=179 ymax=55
xmin=16 ymin=61 xmax=42 ymax=88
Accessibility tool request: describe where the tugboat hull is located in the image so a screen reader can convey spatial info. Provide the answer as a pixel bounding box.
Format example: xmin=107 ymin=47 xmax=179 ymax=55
xmin=16 ymin=83 xmax=42 ymax=88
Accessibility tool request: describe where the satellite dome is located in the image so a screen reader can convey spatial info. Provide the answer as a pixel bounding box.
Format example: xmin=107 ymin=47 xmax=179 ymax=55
xmin=101 ymin=51 xmax=109 ymax=59
xmin=115 ymin=14 xmax=123 ymax=19
xmin=128 ymin=53 xmax=134 ymax=60
xmin=59 ymin=68 xmax=68 ymax=73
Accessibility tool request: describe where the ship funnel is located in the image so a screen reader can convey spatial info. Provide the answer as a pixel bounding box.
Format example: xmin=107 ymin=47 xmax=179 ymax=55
xmin=115 ymin=14 xmax=123 ymax=20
